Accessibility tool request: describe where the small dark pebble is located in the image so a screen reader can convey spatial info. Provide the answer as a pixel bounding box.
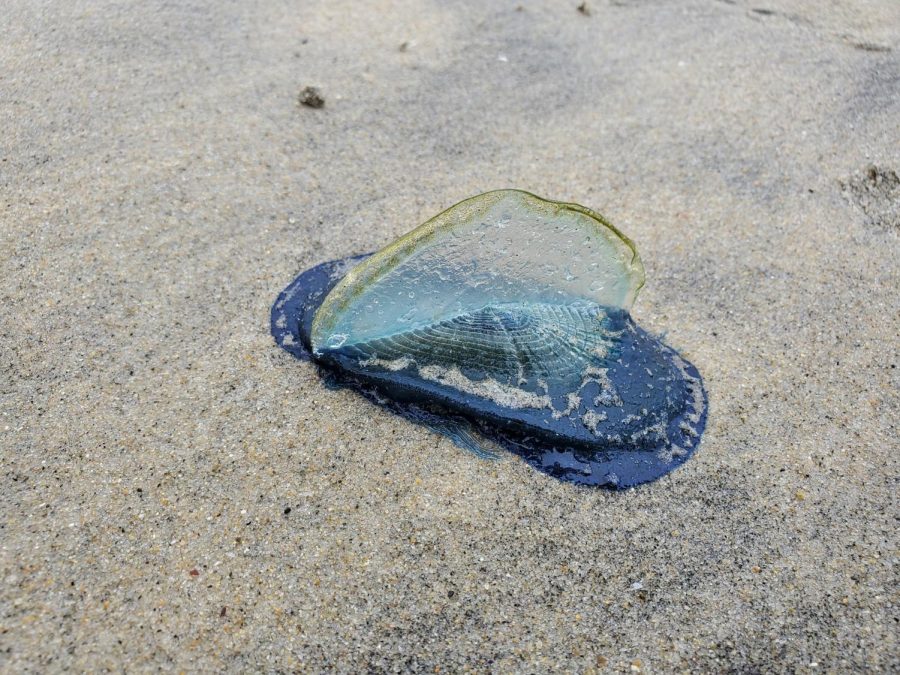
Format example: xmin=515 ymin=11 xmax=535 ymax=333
xmin=189 ymin=569 xmax=199 ymax=577
xmin=447 ymin=590 xmax=455 ymax=598
xmin=220 ymin=607 xmax=227 ymax=617
xmin=853 ymin=42 xmax=891 ymax=52
xmin=284 ymin=506 xmax=292 ymax=515
xmin=299 ymin=86 xmax=325 ymax=109
xmin=577 ymin=2 xmax=590 ymax=15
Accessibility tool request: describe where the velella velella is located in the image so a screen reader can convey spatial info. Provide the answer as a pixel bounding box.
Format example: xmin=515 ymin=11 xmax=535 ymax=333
xmin=271 ymin=190 xmax=707 ymax=488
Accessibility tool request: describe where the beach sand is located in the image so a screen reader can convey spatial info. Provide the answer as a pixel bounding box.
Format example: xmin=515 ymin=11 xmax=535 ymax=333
xmin=2 ymin=0 xmax=898 ymax=671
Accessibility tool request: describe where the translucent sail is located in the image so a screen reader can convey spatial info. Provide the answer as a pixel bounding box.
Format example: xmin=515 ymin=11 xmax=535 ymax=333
xmin=310 ymin=190 xmax=644 ymax=352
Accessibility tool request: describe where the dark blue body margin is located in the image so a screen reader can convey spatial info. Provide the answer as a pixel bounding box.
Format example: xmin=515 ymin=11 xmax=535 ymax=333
xmin=271 ymin=255 xmax=708 ymax=489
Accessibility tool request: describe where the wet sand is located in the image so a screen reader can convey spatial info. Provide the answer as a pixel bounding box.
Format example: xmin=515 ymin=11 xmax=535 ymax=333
xmin=2 ymin=0 xmax=898 ymax=671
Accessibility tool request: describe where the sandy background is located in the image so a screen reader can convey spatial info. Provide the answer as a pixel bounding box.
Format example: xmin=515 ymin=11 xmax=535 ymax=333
xmin=2 ymin=0 xmax=898 ymax=671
